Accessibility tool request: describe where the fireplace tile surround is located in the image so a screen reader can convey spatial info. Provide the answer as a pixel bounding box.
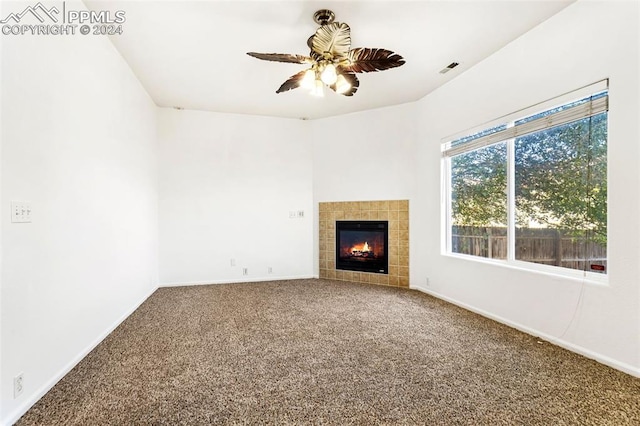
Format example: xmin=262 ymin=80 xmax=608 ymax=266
xmin=319 ymin=200 xmax=409 ymax=288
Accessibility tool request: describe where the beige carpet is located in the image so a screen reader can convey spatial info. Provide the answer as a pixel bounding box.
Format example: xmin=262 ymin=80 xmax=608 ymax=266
xmin=17 ymin=279 xmax=640 ymax=425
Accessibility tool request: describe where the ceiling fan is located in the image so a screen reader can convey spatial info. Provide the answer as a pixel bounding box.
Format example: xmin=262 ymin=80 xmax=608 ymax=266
xmin=247 ymin=9 xmax=405 ymax=97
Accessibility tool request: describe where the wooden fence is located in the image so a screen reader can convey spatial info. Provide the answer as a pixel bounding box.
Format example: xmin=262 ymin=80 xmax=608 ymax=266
xmin=452 ymin=226 xmax=606 ymax=272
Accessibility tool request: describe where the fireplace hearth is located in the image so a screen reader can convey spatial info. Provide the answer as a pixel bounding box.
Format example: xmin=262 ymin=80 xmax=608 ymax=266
xmin=336 ymin=221 xmax=388 ymax=274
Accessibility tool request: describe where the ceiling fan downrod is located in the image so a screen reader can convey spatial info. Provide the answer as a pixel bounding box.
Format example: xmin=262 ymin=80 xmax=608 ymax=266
xmin=313 ymin=9 xmax=335 ymax=26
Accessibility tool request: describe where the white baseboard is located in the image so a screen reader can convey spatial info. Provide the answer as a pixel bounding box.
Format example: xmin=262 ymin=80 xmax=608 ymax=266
xmin=3 ymin=286 xmax=158 ymax=426
xmin=158 ymin=275 xmax=316 ymax=288
xmin=410 ymin=285 xmax=640 ymax=378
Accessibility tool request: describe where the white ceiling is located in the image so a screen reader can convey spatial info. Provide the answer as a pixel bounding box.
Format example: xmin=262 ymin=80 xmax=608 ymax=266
xmin=84 ymin=0 xmax=575 ymax=120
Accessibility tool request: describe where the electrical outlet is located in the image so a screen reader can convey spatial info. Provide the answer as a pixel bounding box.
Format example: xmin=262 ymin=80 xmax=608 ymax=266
xmin=14 ymin=373 xmax=24 ymax=398
xmin=289 ymin=211 xmax=297 ymax=219
xmin=426 ymin=277 xmax=430 ymax=287
xmin=297 ymin=210 xmax=305 ymax=218
xmin=242 ymin=268 xmax=248 ymax=276
xmin=230 ymin=258 xmax=236 ymax=267
xmin=268 ymin=267 xmax=273 ymax=274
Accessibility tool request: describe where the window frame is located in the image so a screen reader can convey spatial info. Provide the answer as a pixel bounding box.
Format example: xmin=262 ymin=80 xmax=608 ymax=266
xmin=441 ymin=80 xmax=609 ymax=284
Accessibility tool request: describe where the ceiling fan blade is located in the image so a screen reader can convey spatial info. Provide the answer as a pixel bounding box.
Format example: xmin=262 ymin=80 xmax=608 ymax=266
xmin=343 ymin=48 xmax=405 ymax=73
xmin=276 ymin=70 xmax=308 ymax=94
xmin=246 ymin=52 xmax=312 ymax=64
xmin=311 ymin=22 xmax=351 ymax=59
xmin=329 ymin=72 xmax=359 ymax=97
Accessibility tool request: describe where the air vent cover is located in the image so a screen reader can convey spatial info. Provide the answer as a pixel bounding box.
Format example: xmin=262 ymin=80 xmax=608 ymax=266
xmin=439 ymin=62 xmax=460 ymax=74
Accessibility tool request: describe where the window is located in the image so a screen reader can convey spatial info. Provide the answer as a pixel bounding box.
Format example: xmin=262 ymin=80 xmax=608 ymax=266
xmin=443 ymin=81 xmax=608 ymax=277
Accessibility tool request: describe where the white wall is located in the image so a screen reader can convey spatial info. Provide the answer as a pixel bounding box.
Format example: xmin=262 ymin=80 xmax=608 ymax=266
xmin=311 ymin=103 xmax=417 ymax=203
xmin=410 ymin=0 xmax=640 ymax=374
xmin=0 ymin=1 xmax=159 ymax=422
xmin=157 ymin=109 xmax=313 ymax=285
xmin=0 ymin=1 xmax=4 ymax=420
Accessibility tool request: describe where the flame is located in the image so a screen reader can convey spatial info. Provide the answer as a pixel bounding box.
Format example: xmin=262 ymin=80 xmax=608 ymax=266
xmin=350 ymin=241 xmax=371 ymax=253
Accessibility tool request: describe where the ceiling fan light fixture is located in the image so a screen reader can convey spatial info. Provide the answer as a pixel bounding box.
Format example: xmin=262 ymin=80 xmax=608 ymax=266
xmin=300 ymin=69 xmax=316 ymax=90
xmin=320 ymin=63 xmax=338 ymax=85
xmin=310 ymin=79 xmax=325 ymax=97
xmin=335 ymin=74 xmax=352 ymax=94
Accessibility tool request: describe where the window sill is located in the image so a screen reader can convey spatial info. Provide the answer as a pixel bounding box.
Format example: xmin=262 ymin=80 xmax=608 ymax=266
xmin=442 ymin=252 xmax=609 ymax=286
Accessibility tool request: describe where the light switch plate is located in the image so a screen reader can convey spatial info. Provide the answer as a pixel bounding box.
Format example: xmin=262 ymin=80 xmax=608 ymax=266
xmin=11 ymin=201 xmax=32 ymax=223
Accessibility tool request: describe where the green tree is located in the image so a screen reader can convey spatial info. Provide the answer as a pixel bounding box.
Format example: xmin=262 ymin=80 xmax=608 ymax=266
xmin=451 ymin=142 xmax=507 ymax=227
xmin=514 ymin=113 xmax=607 ymax=243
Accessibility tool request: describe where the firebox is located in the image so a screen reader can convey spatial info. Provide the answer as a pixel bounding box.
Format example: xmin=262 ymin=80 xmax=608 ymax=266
xmin=336 ymin=221 xmax=388 ymax=274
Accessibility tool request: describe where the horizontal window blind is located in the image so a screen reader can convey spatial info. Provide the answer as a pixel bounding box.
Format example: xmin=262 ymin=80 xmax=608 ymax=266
xmin=443 ymin=82 xmax=609 ymax=158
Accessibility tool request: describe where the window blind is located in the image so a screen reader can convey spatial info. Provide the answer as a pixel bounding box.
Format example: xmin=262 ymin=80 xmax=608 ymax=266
xmin=443 ymin=83 xmax=609 ymax=158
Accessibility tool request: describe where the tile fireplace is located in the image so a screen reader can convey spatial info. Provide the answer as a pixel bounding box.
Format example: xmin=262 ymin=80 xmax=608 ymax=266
xmin=319 ymin=200 xmax=409 ymax=287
